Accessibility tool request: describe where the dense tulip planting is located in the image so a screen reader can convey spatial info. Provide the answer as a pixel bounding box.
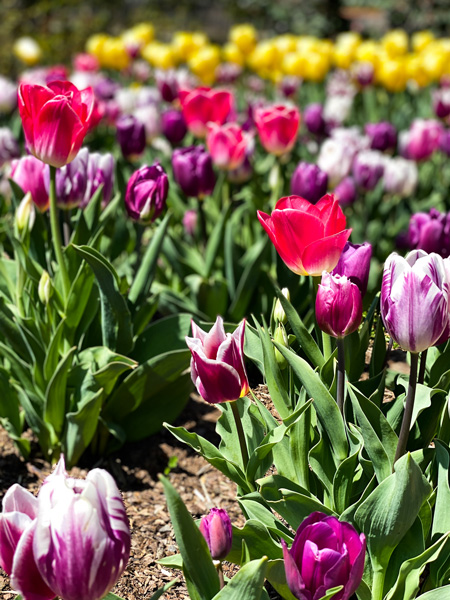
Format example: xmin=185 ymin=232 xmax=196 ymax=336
xmin=2 ymin=17 xmax=450 ymax=600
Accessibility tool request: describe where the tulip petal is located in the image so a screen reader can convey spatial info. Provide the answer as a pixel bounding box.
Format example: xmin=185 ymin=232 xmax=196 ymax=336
xmin=191 ymin=349 xmax=242 ymax=404
xmin=203 ymin=316 xmax=227 ymax=358
xmin=316 ymin=194 xmax=347 ymax=236
xmin=282 ymin=539 xmax=310 ymax=600
xmin=302 ymin=229 xmax=352 ymax=276
xmin=343 ymin=534 xmax=366 ymax=599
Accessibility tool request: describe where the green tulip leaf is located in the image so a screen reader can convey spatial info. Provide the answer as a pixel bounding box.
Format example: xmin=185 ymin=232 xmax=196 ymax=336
xmin=211 ymin=557 xmax=267 ymax=600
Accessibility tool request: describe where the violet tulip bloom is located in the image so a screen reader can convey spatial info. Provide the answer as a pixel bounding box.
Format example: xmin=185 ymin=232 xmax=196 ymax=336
xmin=406 ymin=209 xmax=450 ymax=258
xmin=257 ymin=194 xmax=351 ymax=277
xmin=316 ymin=272 xmax=363 ymax=338
xmin=0 ymin=127 xmax=20 ymax=166
xmin=125 ymin=163 xmax=168 ymax=224
xmin=11 ymin=155 xmax=50 ymax=211
xmin=352 ymin=150 xmax=384 ymax=191
xmin=185 ymin=316 xmax=249 ymax=404
xmin=18 ymin=80 xmax=95 ymax=168
xmin=55 ymin=146 xmax=89 ymax=209
xmin=332 ymin=241 xmax=372 ymax=296
xmin=381 ymin=250 xmax=450 ymax=353
xmin=304 ymin=103 xmax=326 ymax=137
xmin=282 ymin=512 xmax=366 ymax=600
xmin=365 ymin=121 xmax=397 ymax=153
xmin=200 ymin=508 xmax=232 ymax=560
xmin=116 ymin=114 xmax=146 ymax=159
xmin=334 ymin=176 xmax=356 ymax=207
xmin=172 ymin=145 xmax=216 ymax=198
xmin=82 ymin=151 xmax=115 ymax=207
xmin=290 ymin=162 xmax=328 ymax=204
xmin=162 ymin=109 xmax=187 ymax=145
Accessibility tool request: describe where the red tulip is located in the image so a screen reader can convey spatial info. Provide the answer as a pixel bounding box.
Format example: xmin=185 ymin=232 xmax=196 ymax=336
xmin=18 ymin=80 xmax=95 ymax=168
xmin=257 ymin=194 xmax=351 ymax=276
xmin=254 ymin=104 xmax=300 ymax=156
xmin=179 ymin=86 xmax=234 ymax=138
xmin=206 ymin=122 xmax=251 ymax=171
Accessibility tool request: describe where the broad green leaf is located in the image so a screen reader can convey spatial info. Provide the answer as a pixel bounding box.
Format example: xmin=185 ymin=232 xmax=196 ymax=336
xmin=64 ymin=385 xmax=104 ymax=467
xmin=204 ymin=202 xmax=233 ymax=278
xmin=332 ymin=438 xmax=361 ymax=514
xmin=160 ymin=476 xmax=220 ymax=600
xmin=132 ymin=313 xmax=193 ymax=363
xmin=211 ymin=557 xmax=267 ymax=600
xmin=44 ymin=347 xmax=76 ymax=436
xmin=317 ymin=586 xmax=344 ymax=600
xmin=65 ymin=260 xmax=95 ymax=329
xmin=265 ymin=559 xmax=297 ymax=600
xmin=43 ymin=317 xmax=67 ymax=382
xmin=237 ymin=493 xmax=293 ymax=542
xmin=227 ymin=518 xmax=283 ymax=564
xmin=415 ymin=585 xmax=450 ymax=599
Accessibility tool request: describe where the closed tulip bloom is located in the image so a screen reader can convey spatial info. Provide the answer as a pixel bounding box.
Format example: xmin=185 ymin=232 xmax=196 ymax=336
xmin=0 ymin=76 xmax=18 ymax=114
xmin=185 ymin=316 xmax=249 ymax=404
xmin=290 ymin=162 xmax=328 ymax=204
xmin=439 ymin=129 xmax=450 ymax=157
xmin=365 ymin=121 xmax=397 ymax=152
xmin=406 ymin=209 xmax=450 ymax=258
xmin=55 ymin=146 xmax=89 ymax=209
xmin=317 ymin=138 xmax=355 ymax=188
xmin=162 ymin=109 xmax=187 ymax=145
xmin=334 ymin=176 xmax=356 ymax=207
xmin=82 ymin=151 xmax=115 ymax=207
xmin=316 ymin=272 xmax=363 ymax=338
xmin=18 ymin=80 xmax=95 ymax=168
xmin=11 ymin=155 xmax=50 ymax=211
xmin=304 ymin=103 xmax=326 ymax=137
xmin=352 ymin=150 xmax=384 ymax=191
xmin=199 ymin=508 xmax=232 ymax=560
xmin=125 ymin=163 xmax=168 ymax=224
xmin=116 ymin=114 xmax=146 ymax=159
xmin=155 ymin=69 xmax=180 ymax=103
xmin=0 ymin=127 xmax=20 ymax=167
xmin=32 ymin=457 xmax=130 ymax=600
xmin=332 ymin=241 xmax=372 ymax=296
xmin=383 ymin=156 xmax=418 ymax=197
xmin=381 ymin=250 xmax=450 ymax=353
xmin=282 ymin=512 xmax=366 ymax=600
xmin=406 ymin=119 xmax=443 ymax=161
xmin=254 ymin=104 xmax=300 ymax=155
xmin=206 ymin=122 xmax=250 ymax=171
xmin=432 ymin=87 xmax=450 ymax=119
xmin=172 ymin=145 xmax=216 ymax=198
xmin=179 ymin=86 xmax=234 ymax=138
xmin=257 ymin=194 xmax=351 ymax=276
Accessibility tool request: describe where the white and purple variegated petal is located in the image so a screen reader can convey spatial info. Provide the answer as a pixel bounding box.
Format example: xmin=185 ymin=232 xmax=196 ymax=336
xmin=231 ymin=318 xmax=246 ymax=356
xmin=381 ymin=253 xmax=411 ymax=329
xmin=0 ymin=511 xmax=34 ymax=575
xmin=2 ymin=484 xmax=38 ymax=519
xmin=405 ymin=248 xmax=428 ymax=267
xmin=191 ymin=348 xmax=242 ymax=404
xmin=190 ymin=319 xmax=208 ymax=344
xmin=413 ymin=252 xmax=448 ymax=288
xmin=216 ymin=335 xmax=249 ymax=397
xmin=202 ymin=316 xmax=227 ymax=358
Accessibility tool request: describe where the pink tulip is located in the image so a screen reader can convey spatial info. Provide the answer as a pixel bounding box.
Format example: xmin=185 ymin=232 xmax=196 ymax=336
xmin=254 ymin=104 xmax=300 ymax=155
xmin=179 ymin=87 xmax=234 ymax=138
xmin=258 ymin=194 xmax=351 ymax=276
xmin=200 ymin=508 xmax=233 ymax=560
xmin=316 ymin=272 xmax=363 ymax=338
xmin=11 ymin=155 xmax=50 ymax=211
xmin=18 ymin=80 xmax=95 ymax=168
xmin=206 ymin=122 xmax=250 ymax=171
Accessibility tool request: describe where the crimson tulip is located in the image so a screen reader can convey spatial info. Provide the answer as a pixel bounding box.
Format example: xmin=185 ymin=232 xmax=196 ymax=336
xmin=257 ymin=194 xmax=351 ymax=276
xmin=254 ymin=104 xmax=300 ymax=155
xmin=179 ymin=86 xmax=234 ymax=138
xmin=18 ymin=80 xmax=95 ymax=168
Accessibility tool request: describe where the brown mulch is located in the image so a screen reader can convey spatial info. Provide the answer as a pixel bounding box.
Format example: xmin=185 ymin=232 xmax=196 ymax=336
xmin=0 ymin=389 xmax=273 ymax=600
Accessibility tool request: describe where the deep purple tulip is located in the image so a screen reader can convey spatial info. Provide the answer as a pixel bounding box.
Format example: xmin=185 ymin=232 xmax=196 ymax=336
xmin=172 ymin=145 xmax=216 ymax=198
xmin=55 ymin=147 xmax=89 ymax=209
xmin=334 ymin=176 xmax=356 ymax=207
xmin=162 ymin=108 xmax=187 ymax=145
xmin=290 ymin=162 xmax=328 ymax=204
xmin=381 ymin=250 xmax=450 ymax=353
xmin=125 ymin=163 xmax=168 ymax=224
xmin=433 ymin=87 xmax=450 ymax=119
xmin=316 ymin=272 xmax=363 ymax=338
xmin=304 ymin=103 xmax=326 ymax=136
xmin=155 ymin=69 xmax=179 ymax=103
xmin=282 ymin=512 xmax=366 ymax=600
xmin=185 ymin=316 xmax=249 ymax=404
xmin=116 ymin=114 xmax=146 ymax=159
xmin=199 ymin=508 xmax=232 ymax=560
xmin=352 ymin=150 xmax=384 ymax=191
xmin=11 ymin=155 xmax=50 ymax=211
xmin=406 ymin=209 xmax=450 ymax=258
xmin=332 ymin=241 xmax=372 ymax=296
xmin=365 ymin=121 xmax=397 ymax=153
xmin=82 ymin=151 xmax=115 ymax=207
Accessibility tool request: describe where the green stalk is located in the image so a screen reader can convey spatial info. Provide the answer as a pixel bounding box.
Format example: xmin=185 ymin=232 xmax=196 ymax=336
xmin=418 ymin=349 xmax=427 ymax=385
xmin=230 ymin=400 xmax=249 ymax=471
xmin=372 ymin=567 xmax=386 ymax=600
xmin=393 ymin=352 xmax=419 ymax=467
xmin=197 ymin=196 xmax=207 ymax=245
xmin=337 ymin=337 xmax=346 ymax=415
xmin=49 ymin=165 xmax=71 ymax=303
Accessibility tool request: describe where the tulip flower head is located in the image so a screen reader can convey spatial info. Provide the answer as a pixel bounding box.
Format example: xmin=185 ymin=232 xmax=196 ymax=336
xmin=381 ymin=250 xmax=450 ymax=353
xmin=290 ymin=162 xmax=328 ymax=204
xmin=206 ymin=122 xmax=251 ymax=171
xmin=179 ymin=86 xmax=234 ymax=138
xmin=282 ymin=512 xmax=366 ymax=600
xmin=125 ymin=163 xmax=168 ymax=224
xmin=405 ymin=209 xmax=450 ymax=258
xmin=186 ymin=316 xmax=249 ymax=404
xmin=332 ymin=241 xmax=372 ymax=296
xmin=199 ymin=508 xmax=232 ymax=560
xmin=11 ymin=155 xmax=50 ymax=211
xmin=18 ymin=80 xmax=95 ymax=168
xmin=257 ymin=194 xmax=351 ymax=277
xmin=172 ymin=145 xmax=216 ymax=198
xmin=316 ymin=272 xmax=363 ymax=338
xmin=254 ymin=103 xmax=300 ymax=155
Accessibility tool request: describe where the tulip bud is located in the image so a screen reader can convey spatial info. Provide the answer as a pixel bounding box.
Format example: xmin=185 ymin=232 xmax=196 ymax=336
xmin=15 ymin=192 xmax=36 ymax=233
xmin=124 ymin=163 xmax=168 ymax=224
xmin=274 ymin=324 xmax=289 ymax=370
xmin=0 ymin=127 xmax=20 ymax=167
xmin=304 ymin=103 xmax=326 ymax=136
xmin=116 ymin=114 xmax=146 ymax=160
xmin=316 ymin=271 xmax=363 ymax=339
xmin=332 ymin=241 xmax=372 ymax=296
xmin=254 ymin=104 xmax=300 ymax=156
xmin=352 ymin=149 xmax=384 ymax=191
xmin=290 ymin=162 xmax=328 ymax=204
xmin=365 ymin=121 xmax=397 ymax=152
xmin=38 ymin=271 xmax=52 ymax=304
xmin=162 ymin=109 xmax=187 ymax=146
xmin=334 ymin=176 xmax=357 ymax=207
xmin=172 ymin=145 xmax=216 ymax=198
xmin=199 ymin=508 xmax=232 ymax=560
xmin=273 ymin=288 xmax=290 ymax=324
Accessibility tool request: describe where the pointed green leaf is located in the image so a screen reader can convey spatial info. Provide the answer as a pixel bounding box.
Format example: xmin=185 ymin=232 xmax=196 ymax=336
xmin=211 ymin=557 xmax=267 ymax=600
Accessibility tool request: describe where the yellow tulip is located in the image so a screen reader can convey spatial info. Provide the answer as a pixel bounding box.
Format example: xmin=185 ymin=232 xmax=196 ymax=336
xmin=188 ymin=45 xmax=221 ymax=84
xmin=273 ymin=34 xmax=298 ymax=55
xmin=248 ymin=40 xmax=280 ymax=72
xmin=282 ymin=52 xmax=306 ymax=78
xmin=222 ymin=42 xmax=245 ymax=66
xmin=378 ymin=56 xmax=407 ymax=92
xmin=355 ymin=40 xmax=379 ymax=67
xmin=381 ymin=29 xmax=409 ymax=58
xmin=86 ymin=33 xmax=108 ymax=58
xmin=142 ymin=42 xmax=176 ymax=69
xmin=303 ymin=50 xmax=330 ymax=81
xmin=406 ymin=54 xmax=431 ymax=87
xmin=412 ymin=30 xmax=434 ymax=53
xmin=101 ymin=37 xmax=130 ymax=70
xmin=333 ymin=44 xmax=355 ymax=69
xmin=421 ymin=49 xmax=447 ymax=82
xmin=229 ymin=24 xmax=257 ymax=55
xmin=13 ymin=36 xmax=42 ymax=65
xmin=172 ymin=31 xmax=208 ymax=62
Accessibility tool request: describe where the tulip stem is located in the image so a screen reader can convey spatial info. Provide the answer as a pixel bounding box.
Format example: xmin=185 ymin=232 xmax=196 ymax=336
xmin=49 ymin=165 xmax=71 ymax=304
xmin=197 ymin=197 xmax=208 ymax=245
xmin=217 ymin=563 xmax=225 ymax=589
xmin=418 ymin=349 xmax=427 ymax=385
xmin=230 ymin=400 xmax=249 ymax=472
xmin=337 ymin=337 xmax=345 ymax=415
xmin=393 ymin=352 xmax=419 ymax=467
xmin=322 ymin=331 xmax=333 ymax=361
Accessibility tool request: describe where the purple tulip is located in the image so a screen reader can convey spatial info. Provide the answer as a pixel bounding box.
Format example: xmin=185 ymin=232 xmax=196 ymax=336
xmin=11 ymin=155 xmax=50 ymax=211
xmin=199 ymin=508 xmax=232 ymax=560
xmin=0 ymin=457 xmax=130 ymax=600
xmin=290 ymin=162 xmax=328 ymax=204
xmin=185 ymin=316 xmax=249 ymax=404
xmin=433 ymin=87 xmax=450 ymax=119
xmin=304 ymin=103 xmax=326 ymax=136
xmin=334 ymin=176 xmax=356 ymax=207
xmin=82 ymin=151 xmax=115 ymax=207
xmin=0 ymin=127 xmax=20 ymax=167
xmin=381 ymin=250 xmax=450 ymax=353
xmin=406 ymin=119 xmax=443 ymax=161
xmin=332 ymin=241 xmax=372 ymax=296
xmin=282 ymin=512 xmax=366 ymax=600
xmin=352 ymin=150 xmax=384 ymax=191
xmin=155 ymin=69 xmax=179 ymax=103
xmin=406 ymin=209 xmax=450 ymax=258
xmin=125 ymin=163 xmax=168 ymax=224
xmin=172 ymin=145 xmax=216 ymax=198
xmin=365 ymin=121 xmax=397 ymax=153
xmin=55 ymin=147 xmax=89 ymax=209
xmin=116 ymin=114 xmax=146 ymax=159
xmin=162 ymin=108 xmax=187 ymax=145
xmin=316 ymin=272 xmax=363 ymax=338
xmin=439 ymin=129 xmax=450 ymax=156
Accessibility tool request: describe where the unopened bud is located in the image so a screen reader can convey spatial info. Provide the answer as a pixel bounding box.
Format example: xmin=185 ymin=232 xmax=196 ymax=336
xmin=274 ymin=287 xmax=290 ymax=324
xmin=38 ymin=270 xmax=52 ymax=304
xmin=274 ymin=323 xmax=289 ymax=370
xmin=199 ymin=508 xmax=232 ymax=560
xmin=15 ymin=192 xmax=35 ymax=233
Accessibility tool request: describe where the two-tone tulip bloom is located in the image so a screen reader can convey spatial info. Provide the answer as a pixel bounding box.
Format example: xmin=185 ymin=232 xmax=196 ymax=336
xmin=82 ymin=150 xmax=115 ymax=207
xmin=185 ymin=316 xmax=249 ymax=404
xmin=18 ymin=80 xmax=95 ymax=168
xmin=316 ymin=272 xmax=363 ymax=338
xmin=200 ymin=508 xmax=233 ymax=560
xmin=381 ymin=250 xmax=450 ymax=353
xmin=0 ymin=457 xmax=130 ymax=600
xmin=55 ymin=146 xmax=89 ymax=209
xmin=172 ymin=145 xmax=216 ymax=198
xmin=352 ymin=150 xmax=384 ymax=192
xmin=257 ymin=194 xmax=351 ymax=277
xmin=332 ymin=241 xmax=372 ymax=296
xmin=11 ymin=155 xmax=50 ymax=211
xmin=282 ymin=512 xmax=366 ymax=600
xmin=405 ymin=119 xmax=443 ymax=161
xmin=179 ymin=87 xmax=234 ymax=138
xmin=254 ymin=104 xmax=300 ymax=155
xmin=125 ymin=163 xmax=168 ymax=224
xmin=206 ymin=122 xmax=251 ymax=171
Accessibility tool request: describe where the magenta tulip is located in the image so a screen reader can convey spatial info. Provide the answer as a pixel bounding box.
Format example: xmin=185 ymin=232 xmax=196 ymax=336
xmin=316 ymin=272 xmax=363 ymax=338
xmin=11 ymin=155 xmax=50 ymax=211
xmin=179 ymin=87 xmax=234 ymax=138
xmin=254 ymin=104 xmax=300 ymax=155
xmin=186 ymin=316 xmax=249 ymax=404
xmin=257 ymin=194 xmax=351 ymax=276
xmin=206 ymin=122 xmax=250 ymax=171
xmin=124 ymin=163 xmax=168 ymax=224
xmin=200 ymin=508 xmax=232 ymax=560
xmin=332 ymin=241 xmax=372 ymax=296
